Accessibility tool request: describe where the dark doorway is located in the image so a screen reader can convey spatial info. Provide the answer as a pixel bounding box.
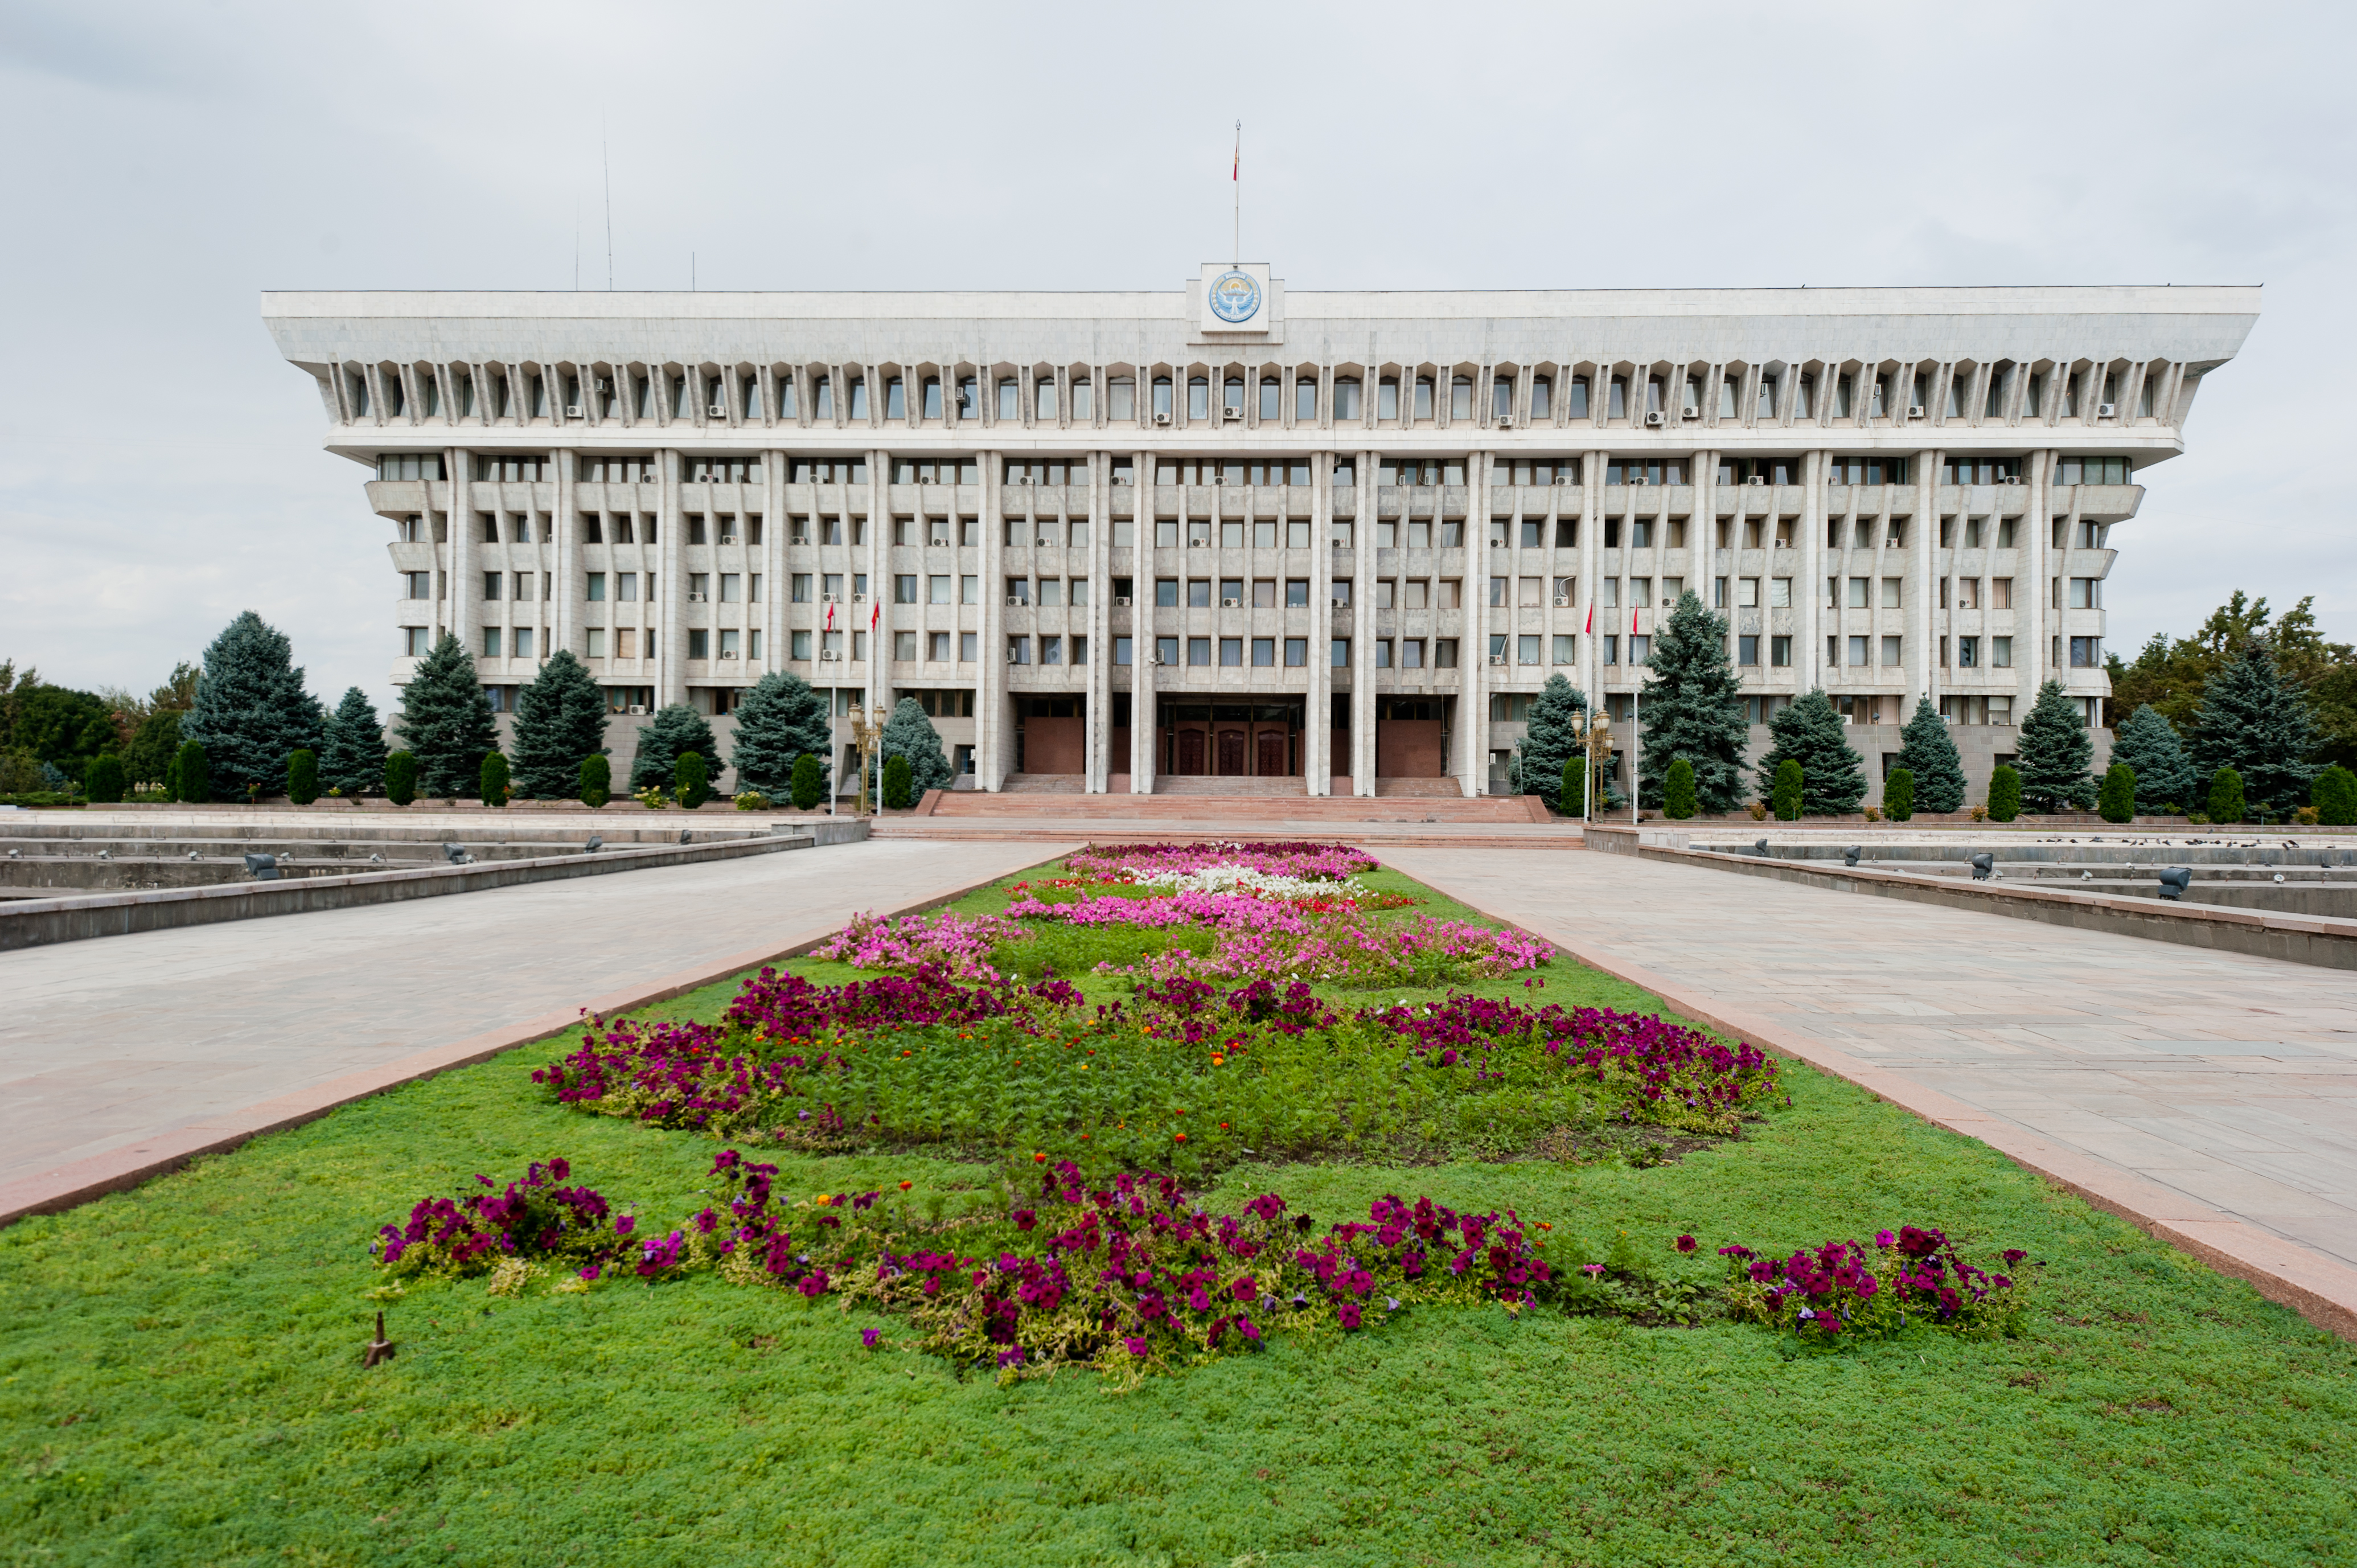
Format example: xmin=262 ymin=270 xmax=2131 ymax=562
xmin=1256 ymin=730 xmax=1286 ymax=777
xmin=1217 ymin=729 xmax=1246 ymax=775
xmin=1177 ymin=729 xmax=1206 ymax=775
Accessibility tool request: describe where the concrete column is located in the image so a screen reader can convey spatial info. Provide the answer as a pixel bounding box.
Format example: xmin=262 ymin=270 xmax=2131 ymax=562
xmin=865 ymin=447 xmax=885 ymax=719
xmin=1087 ymin=449 xmax=1109 ymax=793
xmin=1131 ymin=446 xmax=1155 ymax=794
xmin=1800 ymin=449 xmax=1825 ymax=693
xmin=656 ymin=448 xmax=684 ymax=708
xmin=1915 ymin=448 xmax=1938 ymax=718
xmin=1352 ymin=448 xmax=1377 ymax=797
xmin=553 ymin=447 xmax=576 ymax=664
xmin=763 ymin=449 xmax=785 ymax=684
xmin=452 ymin=448 xmax=478 ymax=665
xmin=979 ymin=451 xmax=1004 ymax=789
xmin=2025 ymin=447 xmax=2049 ymax=710
xmin=440 ymin=447 xmax=464 ymax=646
xmin=1460 ymin=450 xmax=1487 ymax=797
xmin=1308 ymin=450 xmax=1332 ymax=793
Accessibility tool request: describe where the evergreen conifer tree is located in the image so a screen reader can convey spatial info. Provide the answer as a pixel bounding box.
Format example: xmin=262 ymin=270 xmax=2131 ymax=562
xmin=2109 ymin=703 xmax=2197 ymax=814
xmin=877 ymin=697 xmax=955 ymax=799
xmin=396 ymin=634 xmax=497 ymax=799
xmin=630 ymin=704 xmax=722 ymax=792
xmin=2191 ymin=643 xmax=2319 ymax=811
xmin=1987 ymin=764 xmax=2022 ymax=822
xmin=1883 ymin=767 xmax=1915 ymax=822
xmin=1662 ymin=758 xmax=1697 ymax=819
xmin=2310 ymin=764 xmax=2356 ymax=826
xmin=728 ymin=671 xmax=833 ymax=797
xmin=1636 ymin=592 xmax=1749 ymax=812
xmin=510 ymin=651 xmax=609 ymax=800
xmin=674 ymin=751 xmax=710 ymax=808
xmin=579 ymin=753 xmax=611 ymax=808
xmin=286 ymin=749 xmax=319 ymax=806
xmin=384 ymin=750 xmax=418 ymax=806
xmin=1772 ymin=759 xmax=1803 ymax=820
xmin=1894 ymin=697 xmax=1966 ymax=812
xmin=1508 ymin=674 xmax=1589 ymax=810
xmin=2097 ymin=762 xmax=2136 ymax=823
xmin=2016 ymin=679 xmax=2096 ymax=811
xmin=1558 ymin=755 xmax=1584 ymax=817
xmin=181 ymin=611 xmax=325 ymax=795
xmin=319 ymin=687 xmax=388 ymax=796
xmin=1754 ymin=691 xmax=1866 ymax=815
xmin=882 ymin=754 xmax=914 ymax=810
xmin=2207 ymin=766 xmax=2245 ymax=823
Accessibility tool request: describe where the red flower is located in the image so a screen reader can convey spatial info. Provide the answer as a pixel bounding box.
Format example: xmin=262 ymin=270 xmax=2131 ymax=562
xmin=1674 ymin=1234 xmax=1698 ymax=1253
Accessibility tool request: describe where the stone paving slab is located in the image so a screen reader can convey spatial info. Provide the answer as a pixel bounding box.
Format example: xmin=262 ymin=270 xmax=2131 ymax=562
xmin=1381 ymin=845 xmax=2357 ymax=1338
xmin=0 ymin=839 xmax=1069 ymax=1202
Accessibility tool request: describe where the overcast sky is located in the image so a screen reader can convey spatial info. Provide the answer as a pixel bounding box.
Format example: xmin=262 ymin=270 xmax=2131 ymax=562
xmin=3 ymin=1 xmax=2350 ymax=711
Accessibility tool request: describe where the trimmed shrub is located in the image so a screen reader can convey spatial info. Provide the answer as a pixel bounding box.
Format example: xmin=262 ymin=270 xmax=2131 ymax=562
xmin=882 ymin=753 xmax=914 ymax=811
xmin=790 ymin=753 xmax=823 ymax=811
xmin=481 ymin=750 xmax=511 ymax=808
xmin=1883 ymin=767 xmax=1914 ymax=823
xmin=2207 ymin=766 xmax=2244 ymax=824
xmin=384 ymin=750 xmax=418 ymax=807
xmin=1661 ymin=758 xmax=1697 ymax=820
xmin=1559 ymin=754 xmax=1584 ymax=818
xmin=83 ymin=753 xmax=125 ymax=804
xmin=2097 ymin=762 xmax=2136 ymax=824
xmin=580 ymin=753 xmax=611 ymax=808
xmin=173 ymin=739 xmax=211 ymax=804
xmin=287 ymin=748 xmax=319 ymax=806
xmin=675 ymin=751 xmax=711 ymax=810
xmin=1987 ymin=765 xmax=2022 ymax=823
xmin=2313 ymin=764 xmax=2357 ymax=827
xmin=1772 ymin=759 xmax=1802 ymax=822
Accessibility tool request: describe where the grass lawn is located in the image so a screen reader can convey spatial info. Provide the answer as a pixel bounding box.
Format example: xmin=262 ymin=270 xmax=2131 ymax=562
xmin=3 ymin=858 xmax=2353 ymax=1567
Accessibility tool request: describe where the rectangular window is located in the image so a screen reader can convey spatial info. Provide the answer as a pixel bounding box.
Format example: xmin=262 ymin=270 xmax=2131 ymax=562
xmin=960 ymin=632 xmax=978 ymax=662
xmin=2071 ymin=635 xmax=2100 ymax=668
xmin=960 ymin=575 xmax=979 ymax=605
xmin=1882 ymin=635 xmax=1903 ymax=666
xmin=1218 ymin=637 xmax=1243 ymax=667
xmin=719 ymin=573 xmax=741 ymax=604
xmin=1848 ymin=635 xmax=1870 ymax=667
xmin=2070 ymin=577 xmax=2097 ymax=609
xmin=482 ymin=570 xmax=502 ymax=601
xmin=891 ymin=630 xmax=915 ymax=661
xmin=483 ymin=627 xmax=502 ymax=658
xmin=1848 ymin=577 xmax=1870 ymax=608
xmin=1517 ymin=634 xmax=1541 ymax=665
xmin=1244 ymin=637 xmax=1273 ymax=667
xmin=1957 ymin=636 xmax=1979 ymax=668
xmin=893 ymin=574 xmax=917 ymax=604
xmin=1992 ymin=635 xmax=2013 ymax=668
xmin=1114 ymin=636 xmax=1134 ymax=666
xmin=1769 ymin=577 xmax=1792 ymax=609
xmin=1040 ymin=637 xmax=1063 ymax=666
xmin=928 ymin=631 xmax=951 ymax=662
xmin=1738 ymin=634 xmax=1760 ymax=666
xmin=1552 ymin=634 xmax=1575 ymax=664
xmin=1374 ymin=639 xmax=1393 ymax=669
xmin=1738 ymin=577 xmax=1760 ymax=609
xmin=1189 ymin=637 xmax=1212 ymax=666
xmin=1284 ymin=637 xmax=1307 ymax=667
xmin=1603 ymin=636 xmax=1619 ymax=666
xmin=584 ymin=627 xmax=606 ymax=659
xmin=618 ymin=572 xmax=638 ymax=602
xmin=1037 ymin=579 xmax=1063 ymax=608
xmin=791 ymin=630 xmax=811 ymax=660
xmin=1631 ymin=635 xmax=1650 ymax=665
xmin=1331 ymin=638 xmax=1351 ymax=666
xmin=1155 ymin=636 xmax=1179 ymax=665
xmin=1770 ymin=634 xmax=1792 ymax=667
xmin=687 ymin=629 xmax=709 ymax=659
xmin=1006 ymin=636 xmax=1030 ymax=665
xmin=1600 ymin=578 xmax=1619 ymax=609
xmin=1882 ymin=577 xmax=1902 ymax=609
xmin=1489 ymin=576 xmax=1509 ymax=607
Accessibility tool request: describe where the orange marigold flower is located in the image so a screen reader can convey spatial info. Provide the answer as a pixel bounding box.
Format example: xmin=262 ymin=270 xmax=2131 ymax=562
xmin=898 ymin=1180 xmax=913 ymax=1191
xmin=1174 ymin=1132 xmax=1188 ymax=1142
xmin=1033 ymin=1151 xmax=1047 ymax=1163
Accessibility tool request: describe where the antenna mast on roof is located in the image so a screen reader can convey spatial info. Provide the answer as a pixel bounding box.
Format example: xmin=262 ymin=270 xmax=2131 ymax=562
xmin=602 ymin=122 xmax=614 ymax=291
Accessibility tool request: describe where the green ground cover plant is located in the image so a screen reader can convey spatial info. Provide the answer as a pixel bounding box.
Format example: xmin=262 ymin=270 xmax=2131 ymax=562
xmin=3 ymin=849 xmax=2353 ymax=1565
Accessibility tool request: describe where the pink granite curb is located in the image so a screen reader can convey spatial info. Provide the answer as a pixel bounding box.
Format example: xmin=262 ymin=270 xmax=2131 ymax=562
xmin=0 ymin=845 xmax=1077 ymax=1229
xmin=1506 ymin=920 xmax=2357 ymax=1342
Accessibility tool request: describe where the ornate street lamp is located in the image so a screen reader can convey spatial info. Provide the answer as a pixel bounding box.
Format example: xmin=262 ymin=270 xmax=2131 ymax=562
xmin=848 ymin=703 xmax=890 ymax=817
xmin=1583 ymin=713 xmax=1615 ymax=826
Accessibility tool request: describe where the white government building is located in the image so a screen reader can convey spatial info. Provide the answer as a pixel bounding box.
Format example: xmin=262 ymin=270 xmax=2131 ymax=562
xmin=263 ymin=270 xmax=2256 ymax=801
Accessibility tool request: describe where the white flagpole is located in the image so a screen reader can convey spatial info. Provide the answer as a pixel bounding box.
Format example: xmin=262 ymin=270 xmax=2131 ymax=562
xmin=1232 ymin=120 xmax=1241 ymax=264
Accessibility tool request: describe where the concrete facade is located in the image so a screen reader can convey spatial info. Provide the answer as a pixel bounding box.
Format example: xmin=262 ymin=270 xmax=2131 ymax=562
xmin=262 ymin=278 xmax=2257 ymax=801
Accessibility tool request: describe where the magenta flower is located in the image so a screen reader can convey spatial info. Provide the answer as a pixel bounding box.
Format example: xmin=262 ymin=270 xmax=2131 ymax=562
xmin=1336 ymin=1302 xmax=1362 ymax=1330
xmin=1123 ymin=1336 xmax=1150 ymax=1356
xmin=578 ymin=1265 xmax=599 ymax=1280
xmin=615 ymin=1214 xmax=636 ymax=1237
xmin=861 ymin=1328 xmax=881 ymax=1349
xmin=1874 ymin=1229 xmax=1896 ymax=1248
xmin=1674 ymin=1234 xmax=1698 ymax=1254
xmin=997 ymin=1346 xmax=1025 ymax=1368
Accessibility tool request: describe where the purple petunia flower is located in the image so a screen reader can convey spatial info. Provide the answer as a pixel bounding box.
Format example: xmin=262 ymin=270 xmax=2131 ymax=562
xmin=1874 ymin=1229 xmax=1896 ymax=1248
xmin=1123 ymin=1336 xmax=1150 ymax=1356
xmin=1336 ymin=1302 xmax=1362 ymax=1330
xmin=997 ymin=1346 xmax=1025 ymax=1369
xmin=579 ymin=1265 xmax=599 ymax=1280
xmin=615 ymin=1214 xmax=636 ymax=1236
xmin=861 ymin=1328 xmax=881 ymax=1349
xmin=1674 ymin=1235 xmax=1698 ymax=1253
xmin=1385 ymin=1298 xmax=1401 ymax=1312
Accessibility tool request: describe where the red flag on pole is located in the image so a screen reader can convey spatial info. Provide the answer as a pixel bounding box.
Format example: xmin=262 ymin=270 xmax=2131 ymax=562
xmin=869 ymin=601 xmax=880 ymax=632
xmin=824 ymin=601 xmax=834 ymax=632
xmin=1583 ymin=601 xmax=1594 ymax=634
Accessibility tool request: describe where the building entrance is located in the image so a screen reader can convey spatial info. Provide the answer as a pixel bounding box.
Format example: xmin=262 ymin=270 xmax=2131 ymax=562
xmin=1159 ymin=699 xmax=1303 ymax=777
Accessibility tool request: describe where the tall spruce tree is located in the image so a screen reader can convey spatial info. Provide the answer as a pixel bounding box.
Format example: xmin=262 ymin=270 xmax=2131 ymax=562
xmin=1508 ymin=674 xmax=1589 ymax=810
xmin=1754 ymin=690 xmax=1866 ymax=815
xmin=319 ymin=687 xmax=388 ymax=796
xmin=180 ymin=611 xmax=325 ymax=794
xmin=2108 ymin=703 xmax=2197 ymax=812
xmin=630 ymin=704 xmax=722 ymax=792
xmin=878 ymin=698 xmax=955 ymax=798
xmin=1894 ymin=697 xmax=1967 ymax=813
xmin=2017 ymin=679 xmax=2097 ymax=811
xmin=396 ymin=633 xmax=498 ymax=799
xmin=2191 ymin=643 xmax=2318 ymax=810
xmin=729 ymin=671 xmax=834 ymax=797
xmin=510 ymin=651 xmax=609 ymax=799
xmin=1636 ymin=592 xmax=1750 ymax=812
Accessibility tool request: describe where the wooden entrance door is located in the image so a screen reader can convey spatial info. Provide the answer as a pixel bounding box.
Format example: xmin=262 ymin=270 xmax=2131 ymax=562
xmin=1256 ymin=729 xmax=1287 ymax=777
xmin=1216 ymin=729 xmax=1246 ymax=775
xmin=1177 ymin=729 xmax=1206 ymax=775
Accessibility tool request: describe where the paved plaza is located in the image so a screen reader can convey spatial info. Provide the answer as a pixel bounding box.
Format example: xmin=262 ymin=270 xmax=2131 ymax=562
xmin=0 ymin=838 xmax=1064 ymax=1187
xmin=1385 ymin=847 xmax=2357 ymax=1273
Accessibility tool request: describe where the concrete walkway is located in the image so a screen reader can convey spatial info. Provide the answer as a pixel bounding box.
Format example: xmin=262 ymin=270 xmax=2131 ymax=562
xmin=0 ymin=838 xmax=1063 ymax=1188
xmin=1383 ymin=847 xmax=2357 ymax=1274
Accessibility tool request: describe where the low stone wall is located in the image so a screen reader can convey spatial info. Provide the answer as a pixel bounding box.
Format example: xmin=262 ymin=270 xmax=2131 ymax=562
xmin=1587 ymin=824 xmax=2357 ymax=971
xmin=0 ymin=831 xmax=830 ymax=952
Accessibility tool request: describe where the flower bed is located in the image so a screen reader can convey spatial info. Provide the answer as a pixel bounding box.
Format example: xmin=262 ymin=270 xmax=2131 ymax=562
xmin=1062 ymin=841 xmax=1379 ymax=882
xmin=370 ymin=1156 xmax=2026 ymax=1380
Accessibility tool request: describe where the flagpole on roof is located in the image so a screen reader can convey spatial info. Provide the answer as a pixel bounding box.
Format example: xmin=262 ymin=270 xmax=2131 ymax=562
xmin=1233 ymin=120 xmax=1241 ymax=265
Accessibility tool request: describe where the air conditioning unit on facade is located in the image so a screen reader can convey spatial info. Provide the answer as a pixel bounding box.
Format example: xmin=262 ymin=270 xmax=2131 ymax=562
xmin=709 ymin=403 xmax=727 ymax=417
xmin=718 ymin=535 xmax=737 ymax=545
xmin=1007 ymin=648 xmax=1023 ymax=663
xmin=1907 ymin=405 xmax=1927 ymax=419
xmin=791 ymin=535 xmax=810 ymax=546
xmin=1553 ymin=596 xmax=1572 ymax=608
xmin=565 ymin=405 xmax=585 ymax=418
xmin=1643 ymin=411 xmax=1665 ymax=427
xmin=1555 ymin=474 xmax=1572 ymax=485
xmin=1223 ymin=410 xmax=1243 ymax=422
xmin=1153 ymin=412 xmax=1173 ymax=426
xmin=686 ymin=592 xmax=708 ymax=602
xmin=1748 ymin=475 xmax=1768 ymax=486
xmin=2002 ymin=475 xmax=2024 ymax=485
xmin=1151 ymin=652 xmax=1168 ymax=665
xmin=720 ymin=651 xmax=738 ymax=659
xmin=1005 ymin=595 xmax=1026 ymax=606
xmin=1188 ymin=537 xmax=1208 ymax=548
xmin=2097 ymin=403 xmax=2117 ymax=418
xmin=1488 ymin=655 xmax=1507 ymax=666
xmin=821 ymin=593 xmax=839 ymax=604
xmin=1331 ymin=597 xmax=1349 ymax=609
xmin=819 ymin=650 xmax=841 ymax=662
xmin=1220 ymin=596 xmax=1242 ymax=608
xmin=852 ymin=594 xmax=868 ymax=604
xmin=629 ymin=703 xmax=647 ymax=714
xmin=1496 ymin=416 xmax=1514 ymax=429
xmin=1112 ymin=595 xmax=1132 ymax=606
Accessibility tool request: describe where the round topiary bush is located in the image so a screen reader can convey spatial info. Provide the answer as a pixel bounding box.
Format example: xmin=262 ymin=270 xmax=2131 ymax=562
xmin=384 ymin=750 xmax=418 ymax=807
xmin=579 ymin=753 xmax=610 ymax=809
xmin=1987 ymin=765 xmax=2023 ymax=822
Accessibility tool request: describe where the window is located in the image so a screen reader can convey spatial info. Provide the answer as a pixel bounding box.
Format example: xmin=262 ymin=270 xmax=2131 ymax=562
xmin=1114 ymin=636 xmax=1134 ymax=666
xmin=1823 ymin=455 xmax=1910 ymax=486
xmin=1282 ymin=637 xmax=1307 ymax=667
xmin=1073 ymin=378 xmax=1094 ymax=421
xmin=402 ymin=626 xmax=429 ymax=657
xmin=928 ymin=574 xmax=951 ymax=605
xmin=1332 ymin=377 xmax=1361 ymax=419
xmin=790 ymin=629 xmax=811 ymax=661
xmin=1547 ymin=634 xmax=1572 ymax=664
xmin=1882 ymin=577 xmax=1902 ymax=609
xmin=2071 ymin=635 xmax=2101 ymax=668
xmin=1518 ymin=635 xmax=1541 ymax=665
xmin=790 ymin=573 xmax=812 ymax=604
xmin=1992 ymin=635 xmax=2013 ymax=668
xmin=1991 ymin=577 xmax=2014 ymax=609
xmin=1450 ymin=377 xmax=1473 ymax=420
xmin=2069 ymin=577 xmax=2099 ymax=609
xmin=1397 ymin=638 xmax=1422 ymax=668
xmin=997 ymin=378 xmax=1019 ymax=420
xmin=720 ymin=573 xmax=742 ymax=604
xmin=1737 ymin=576 xmax=1760 ymax=609
xmin=1188 ymin=377 xmax=1209 ymax=420
xmin=1005 ymin=577 xmax=1030 ymax=606
xmin=928 ymin=631 xmax=951 ymax=662
xmin=1253 ymin=579 xmax=1278 ymax=608
xmin=1297 ymin=377 xmax=1318 ymax=420
xmin=1957 ymin=636 xmax=1979 ymax=668
xmin=1189 ymin=637 xmax=1212 ymax=666
xmin=1250 ymin=637 xmax=1275 ymax=667
xmin=1489 ymin=576 xmax=1509 ymax=608
xmin=1847 ymin=576 xmax=1869 ymax=609
xmin=1882 ymin=635 xmax=1903 ymax=666
xmin=1109 ymin=377 xmax=1135 ymax=421
xmin=1530 ymin=376 xmax=1551 ymax=418
xmin=961 ymin=575 xmax=979 ymax=605
xmin=1037 ymin=578 xmax=1062 ymax=608
xmin=1007 ymin=635 xmax=1031 ymax=665
xmin=1041 ymin=636 xmax=1063 ymax=666
xmin=892 ymin=574 xmax=917 ymax=605
xmin=1956 ymin=576 xmax=1980 ymax=610
xmin=1156 ymin=578 xmax=1180 ymax=606
xmin=1848 ymin=635 xmax=1870 ymax=667
xmin=1378 ymin=378 xmax=1400 ymax=421
xmin=1155 ymin=636 xmax=1178 ymax=665
xmin=960 ymin=632 xmax=978 ymax=662
xmin=483 ymin=627 xmax=503 ymax=658
xmin=1374 ymin=639 xmax=1393 ymax=668
xmin=1325 ymin=637 xmax=1351 ymax=666
xmin=1771 ymin=635 xmax=1792 ymax=667
xmin=1434 ymin=638 xmax=1457 ymax=668
xmin=1035 ymin=378 xmax=1057 ymax=421
xmin=1217 ymin=637 xmax=1242 ymax=666
xmin=688 ymin=629 xmax=710 ymax=660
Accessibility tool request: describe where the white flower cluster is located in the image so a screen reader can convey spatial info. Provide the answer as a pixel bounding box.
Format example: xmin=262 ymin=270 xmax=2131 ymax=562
xmin=1136 ymin=864 xmax=1365 ymax=901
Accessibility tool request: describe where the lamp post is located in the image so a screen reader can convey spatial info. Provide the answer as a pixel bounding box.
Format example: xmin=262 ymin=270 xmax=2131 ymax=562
xmin=848 ymin=703 xmax=889 ymax=817
xmin=1583 ymin=713 xmax=1615 ymax=826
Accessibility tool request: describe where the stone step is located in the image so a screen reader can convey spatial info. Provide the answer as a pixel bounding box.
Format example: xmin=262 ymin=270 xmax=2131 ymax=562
xmin=922 ymin=791 xmax=1543 ymax=823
